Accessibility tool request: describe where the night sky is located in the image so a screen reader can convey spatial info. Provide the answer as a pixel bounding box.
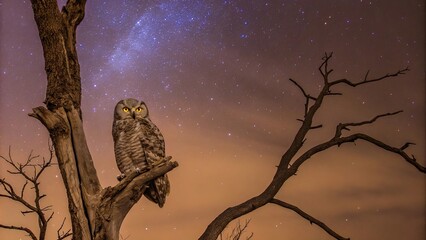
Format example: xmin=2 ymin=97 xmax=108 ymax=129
xmin=0 ymin=0 xmax=425 ymax=239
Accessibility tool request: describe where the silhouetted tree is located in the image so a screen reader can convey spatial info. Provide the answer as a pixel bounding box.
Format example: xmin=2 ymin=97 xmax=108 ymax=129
xmin=199 ymin=53 xmax=425 ymax=240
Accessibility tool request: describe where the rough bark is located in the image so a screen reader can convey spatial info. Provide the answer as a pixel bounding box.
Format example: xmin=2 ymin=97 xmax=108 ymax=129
xmin=28 ymin=1 xmax=179 ymax=239
xmin=199 ymin=53 xmax=425 ymax=240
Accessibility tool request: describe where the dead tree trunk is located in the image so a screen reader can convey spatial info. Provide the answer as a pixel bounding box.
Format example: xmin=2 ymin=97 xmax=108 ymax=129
xmin=199 ymin=53 xmax=425 ymax=240
xmin=28 ymin=1 xmax=178 ymax=239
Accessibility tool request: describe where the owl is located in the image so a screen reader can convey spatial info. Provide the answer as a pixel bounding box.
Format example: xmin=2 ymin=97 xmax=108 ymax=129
xmin=112 ymin=98 xmax=170 ymax=208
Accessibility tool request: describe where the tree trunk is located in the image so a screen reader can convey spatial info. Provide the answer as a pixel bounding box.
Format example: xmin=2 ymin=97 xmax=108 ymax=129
xmin=29 ymin=1 xmax=178 ymax=239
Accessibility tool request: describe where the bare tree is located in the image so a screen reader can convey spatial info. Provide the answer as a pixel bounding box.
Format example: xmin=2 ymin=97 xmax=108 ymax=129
xmin=0 ymin=146 xmax=68 ymax=240
xmin=199 ymin=52 xmax=425 ymax=240
xmin=26 ymin=1 xmax=178 ymax=240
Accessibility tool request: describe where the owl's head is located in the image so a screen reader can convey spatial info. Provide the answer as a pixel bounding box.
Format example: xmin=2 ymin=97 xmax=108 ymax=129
xmin=114 ymin=98 xmax=149 ymax=120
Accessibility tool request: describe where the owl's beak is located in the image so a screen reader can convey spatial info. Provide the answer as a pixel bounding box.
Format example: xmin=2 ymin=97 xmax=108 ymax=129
xmin=131 ymin=110 xmax=136 ymax=119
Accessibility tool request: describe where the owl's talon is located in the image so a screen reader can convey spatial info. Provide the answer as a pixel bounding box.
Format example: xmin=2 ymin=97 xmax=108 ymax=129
xmin=117 ymin=173 xmax=126 ymax=181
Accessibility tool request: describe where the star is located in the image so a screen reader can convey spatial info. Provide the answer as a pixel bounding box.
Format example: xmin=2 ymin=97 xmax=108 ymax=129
xmin=0 ymin=1 xmax=424 ymax=240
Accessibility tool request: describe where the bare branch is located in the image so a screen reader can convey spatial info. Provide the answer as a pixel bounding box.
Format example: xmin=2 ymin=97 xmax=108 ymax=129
xmin=329 ymin=68 xmax=409 ymax=87
xmin=57 ymin=218 xmax=72 ymax=240
xmin=400 ymin=142 xmax=415 ymax=151
xmin=319 ymin=52 xmax=334 ymax=82
xmin=289 ymin=78 xmax=317 ymax=101
xmin=0 ymin=178 xmax=38 ymax=213
xmin=0 ymin=178 xmax=16 ymax=198
xmin=348 ymin=133 xmax=424 ymax=172
xmin=270 ymin=199 xmax=349 ymax=240
xmin=292 ymin=131 xmax=425 ymax=174
xmin=289 ymin=78 xmax=316 ymax=116
xmin=0 ymin=224 xmax=37 ymax=240
xmin=310 ymin=124 xmax=323 ymax=130
xmin=335 ymin=111 xmax=403 ymax=138
xmin=110 ymin=157 xmax=176 ymax=197
xmin=325 ymin=92 xmax=342 ymax=96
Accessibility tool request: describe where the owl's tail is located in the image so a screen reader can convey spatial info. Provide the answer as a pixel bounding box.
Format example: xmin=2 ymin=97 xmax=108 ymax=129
xmin=143 ymin=175 xmax=170 ymax=208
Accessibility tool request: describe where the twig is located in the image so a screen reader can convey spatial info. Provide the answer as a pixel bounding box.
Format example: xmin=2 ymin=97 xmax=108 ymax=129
xmin=57 ymin=218 xmax=72 ymax=240
xmin=319 ymin=52 xmax=334 ymax=81
xmin=220 ymin=219 xmax=253 ymax=240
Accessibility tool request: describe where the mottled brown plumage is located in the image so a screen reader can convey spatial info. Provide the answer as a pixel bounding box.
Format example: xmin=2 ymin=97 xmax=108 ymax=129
xmin=113 ymin=98 xmax=170 ymax=207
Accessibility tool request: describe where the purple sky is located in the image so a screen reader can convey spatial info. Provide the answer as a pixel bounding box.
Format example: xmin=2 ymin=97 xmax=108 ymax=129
xmin=0 ymin=1 xmax=425 ymax=239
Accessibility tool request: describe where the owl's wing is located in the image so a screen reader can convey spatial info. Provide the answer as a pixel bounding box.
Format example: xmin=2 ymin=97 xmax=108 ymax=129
xmin=144 ymin=175 xmax=170 ymax=208
xmin=137 ymin=118 xmax=170 ymax=207
xmin=138 ymin=118 xmax=166 ymax=158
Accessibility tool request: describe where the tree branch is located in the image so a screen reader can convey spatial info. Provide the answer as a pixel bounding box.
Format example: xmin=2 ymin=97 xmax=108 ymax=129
xmin=335 ymin=111 xmax=403 ymax=138
xmin=346 ymin=133 xmax=425 ymax=172
xmin=289 ymin=78 xmax=317 ymax=117
xmin=0 ymin=147 xmax=57 ymax=240
xmin=292 ymin=127 xmax=425 ymax=174
xmin=319 ymin=52 xmax=334 ymax=82
xmin=270 ymin=199 xmax=349 ymax=240
xmin=107 ymin=157 xmax=176 ymax=200
xmin=329 ymin=68 xmax=409 ymax=87
xmin=0 ymin=224 xmax=37 ymax=240
xmin=57 ymin=218 xmax=72 ymax=240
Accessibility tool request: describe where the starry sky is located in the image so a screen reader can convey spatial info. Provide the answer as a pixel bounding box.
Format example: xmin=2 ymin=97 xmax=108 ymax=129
xmin=0 ymin=0 xmax=425 ymax=239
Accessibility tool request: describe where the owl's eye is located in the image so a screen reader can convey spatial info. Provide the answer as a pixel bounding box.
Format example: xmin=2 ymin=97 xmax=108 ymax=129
xmin=135 ymin=107 xmax=142 ymax=112
xmin=122 ymin=107 xmax=130 ymax=112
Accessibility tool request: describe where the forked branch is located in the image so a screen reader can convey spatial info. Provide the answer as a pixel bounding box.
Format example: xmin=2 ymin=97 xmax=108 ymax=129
xmin=291 ymin=111 xmax=425 ymax=173
xmin=335 ymin=111 xmax=403 ymax=138
xmin=0 ymin=147 xmax=57 ymax=240
xmin=270 ymin=199 xmax=349 ymax=240
xmin=289 ymin=78 xmax=317 ymax=116
xmin=57 ymin=218 xmax=72 ymax=240
xmin=319 ymin=52 xmax=334 ymax=81
xmin=345 ymin=133 xmax=424 ymax=172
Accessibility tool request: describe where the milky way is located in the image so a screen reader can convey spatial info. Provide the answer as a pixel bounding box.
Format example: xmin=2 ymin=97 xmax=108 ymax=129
xmin=0 ymin=1 xmax=425 ymax=239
